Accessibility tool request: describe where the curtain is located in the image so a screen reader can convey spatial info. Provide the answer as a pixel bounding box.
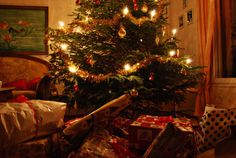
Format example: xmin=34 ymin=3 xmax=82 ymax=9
xmin=194 ymin=0 xmax=217 ymax=116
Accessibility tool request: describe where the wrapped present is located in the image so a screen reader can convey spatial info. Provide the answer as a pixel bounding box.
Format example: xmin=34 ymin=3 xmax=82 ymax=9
xmin=195 ymin=105 xmax=233 ymax=152
xmin=1 ymin=136 xmax=53 ymax=158
xmin=109 ymin=116 xmax=133 ymax=137
xmin=174 ymin=117 xmax=194 ymax=133
xmin=0 ymin=100 xmax=66 ymax=147
xmin=129 ymin=115 xmax=193 ymax=150
xmin=68 ymin=129 xmax=139 ymax=158
xmin=63 ymin=94 xmax=131 ymax=141
xmin=143 ymin=123 xmax=195 ymax=158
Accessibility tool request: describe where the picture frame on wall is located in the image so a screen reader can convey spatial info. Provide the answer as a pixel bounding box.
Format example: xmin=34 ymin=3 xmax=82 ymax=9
xmin=187 ymin=9 xmax=193 ymax=24
xmin=179 ymin=15 xmax=184 ymax=28
xmin=0 ymin=5 xmax=48 ymax=55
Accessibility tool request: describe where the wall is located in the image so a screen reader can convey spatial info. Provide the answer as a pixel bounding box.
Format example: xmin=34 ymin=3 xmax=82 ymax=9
xmin=0 ymin=0 xmax=76 ymax=60
xmin=168 ymin=0 xmax=199 ymax=111
xmin=168 ymin=0 xmax=199 ymax=65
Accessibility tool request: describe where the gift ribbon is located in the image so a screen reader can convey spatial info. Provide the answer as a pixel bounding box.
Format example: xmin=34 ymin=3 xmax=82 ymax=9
xmin=9 ymin=95 xmax=39 ymax=138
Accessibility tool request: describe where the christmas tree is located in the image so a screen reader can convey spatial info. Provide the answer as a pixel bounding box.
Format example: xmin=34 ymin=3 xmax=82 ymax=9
xmin=48 ymin=0 xmax=204 ymax=111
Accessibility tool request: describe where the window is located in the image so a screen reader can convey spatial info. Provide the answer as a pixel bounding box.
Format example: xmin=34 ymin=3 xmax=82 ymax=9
xmin=217 ymin=0 xmax=236 ymax=77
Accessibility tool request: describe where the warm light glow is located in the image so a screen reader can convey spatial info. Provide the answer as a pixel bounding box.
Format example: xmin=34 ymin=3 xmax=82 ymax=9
xmin=58 ymin=21 xmax=65 ymax=29
xmin=172 ymin=28 xmax=177 ymax=36
xmin=124 ymin=63 xmax=131 ymax=71
xmin=162 ymin=30 xmax=166 ymax=36
xmin=60 ymin=43 xmax=68 ymax=51
xmin=186 ymin=58 xmax=192 ymax=64
xmin=150 ymin=9 xmax=156 ymax=20
xmin=169 ymin=50 xmax=176 ymax=57
xmin=68 ymin=64 xmax=78 ymax=73
xmin=73 ymin=26 xmax=83 ymax=33
xmin=176 ymin=49 xmax=180 ymax=57
xmin=122 ymin=6 xmax=129 ymax=16
xmin=84 ymin=17 xmax=89 ymax=23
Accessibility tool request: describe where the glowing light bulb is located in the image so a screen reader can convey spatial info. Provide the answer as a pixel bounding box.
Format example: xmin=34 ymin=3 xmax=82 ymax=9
xmin=169 ymin=50 xmax=176 ymax=57
xmin=172 ymin=28 xmax=177 ymax=36
xmin=68 ymin=64 xmax=78 ymax=73
xmin=58 ymin=21 xmax=65 ymax=29
xmin=74 ymin=26 xmax=83 ymax=33
xmin=60 ymin=43 xmax=68 ymax=51
xmin=122 ymin=6 xmax=129 ymax=16
xmin=85 ymin=17 xmax=89 ymax=23
xmin=176 ymin=49 xmax=180 ymax=57
xmin=186 ymin=58 xmax=192 ymax=64
xmin=124 ymin=63 xmax=131 ymax=71
xmin=150 ymin=9 xmax=156 ymax=20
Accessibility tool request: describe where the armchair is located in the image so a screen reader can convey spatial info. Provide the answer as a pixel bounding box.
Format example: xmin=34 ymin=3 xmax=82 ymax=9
xmin=0 ymin=55 xmax=56 ymax=100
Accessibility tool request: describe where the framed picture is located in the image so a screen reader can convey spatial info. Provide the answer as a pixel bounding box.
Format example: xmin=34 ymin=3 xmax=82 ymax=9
xmin=179 ymin=15 xmax=184 ymax=28
xmin=187 ymin=9 xmax=193 ymax=24
xmin=0 ymin=5 xmax=48 ymax=55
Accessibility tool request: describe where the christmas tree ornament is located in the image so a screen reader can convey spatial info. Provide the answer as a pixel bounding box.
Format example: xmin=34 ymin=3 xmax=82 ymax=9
xmin=155 ymin=36 xmax=160 ymax=45
xmin=133 ymin=0 xmax=138 ymax=11
xmin=86 ymin=55 xmax=95 ymax=66
xmin=149 ymin=72 xmax=155 ymax=81
xmin=180 ymin=69 xmax=187 ymax=75
xmin=130 ymin=88 xmax=138 ymax=97
xmin=75 ymin=0 xmax=80 ymax=5
xmin=74 ymin=85 xmax=79 ymax=92
xmin=141 ymin=3 xmax=148 ymax=13
xmin=94 ymin=0 xmax=100 ymax=5
xmin=118 ymin=24 xmax=126 ymax=38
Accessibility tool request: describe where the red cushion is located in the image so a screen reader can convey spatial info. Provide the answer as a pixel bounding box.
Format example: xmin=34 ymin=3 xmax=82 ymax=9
xmin=3 ymin=79 xmax=28 ymax=90
xmin=26 ymin=77 xmax=41 ymax=90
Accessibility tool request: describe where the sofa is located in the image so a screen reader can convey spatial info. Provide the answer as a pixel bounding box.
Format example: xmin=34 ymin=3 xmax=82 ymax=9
xmin=0 ymin=55 xmax=55 ymax=100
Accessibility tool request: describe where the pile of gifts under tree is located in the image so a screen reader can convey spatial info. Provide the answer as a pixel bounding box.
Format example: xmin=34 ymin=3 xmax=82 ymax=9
xmin=0 ymin=94 xmax=236 ymax=158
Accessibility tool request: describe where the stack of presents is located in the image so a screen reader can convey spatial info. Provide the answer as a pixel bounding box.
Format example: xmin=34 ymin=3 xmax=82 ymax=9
xmin=1 ymin=94 xmax=235 ymax=157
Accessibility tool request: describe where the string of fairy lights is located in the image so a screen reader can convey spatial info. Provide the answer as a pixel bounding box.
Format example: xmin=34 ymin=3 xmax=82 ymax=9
xmin=50 ymin=0 xmax=193 ymax=83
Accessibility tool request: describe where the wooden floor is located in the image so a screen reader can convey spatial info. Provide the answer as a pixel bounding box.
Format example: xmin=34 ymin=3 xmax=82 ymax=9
xmin=197 ymin=136 xmax=236 ymax=158
xmin=216 ymin=137 xmax=236 ymax=158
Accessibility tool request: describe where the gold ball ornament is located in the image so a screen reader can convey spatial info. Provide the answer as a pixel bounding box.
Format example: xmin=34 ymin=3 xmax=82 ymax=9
xmin=130 ymin=88 xmax=138 ymax=97
xmin=141 ymin=3 xmax=148 ymax=13
xmin=155 ymin=36 xmax=160 ymax=45
xmin=118 ymin=24 xmax=126 ymax=38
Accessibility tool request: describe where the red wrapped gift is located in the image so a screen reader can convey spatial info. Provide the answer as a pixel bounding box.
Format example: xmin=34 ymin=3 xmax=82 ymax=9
xmin=129 ymin=115 xmax=174 ymax=150
xmin=129 ymin=115 xmax=193 ymax=150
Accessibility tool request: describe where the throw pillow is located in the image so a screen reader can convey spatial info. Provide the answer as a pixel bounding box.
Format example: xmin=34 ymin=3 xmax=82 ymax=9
xmin=3 ymin=79 xmax=27 ymax=90
xmin=26 ymin=77 xmax=41 ymax=90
